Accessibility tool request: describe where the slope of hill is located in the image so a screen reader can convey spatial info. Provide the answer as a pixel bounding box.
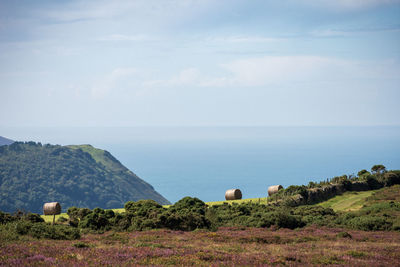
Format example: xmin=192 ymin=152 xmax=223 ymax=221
xmin=0 ymin=142 xmax=170 ymax=213
xmin=0 ymin=136 xmax=13 ymax=146
xmin=316 ymin=190 xmax=376 ymax=212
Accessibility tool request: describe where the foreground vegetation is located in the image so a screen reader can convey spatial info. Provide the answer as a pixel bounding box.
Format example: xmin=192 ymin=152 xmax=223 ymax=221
xmin=1 ymin=226 xmax=399 ymax=266
xmin=2 ymin=185 xmax=400 ymax=242
xmin=1 ymin=165 xmax=400 ymax=265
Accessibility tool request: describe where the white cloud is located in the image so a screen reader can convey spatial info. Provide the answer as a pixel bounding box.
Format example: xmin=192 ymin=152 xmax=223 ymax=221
xmin=38 ymin=0 xmax=216 ymax=26
xmin=206 ymin=36 xmax=285 ymax=44
xmin=97 ymin=34 xmax=153 ymax=42
xmin=218 ymin=56 xmax=400 ymax=87
xmin=299 ymin=0 xmax=400 ymax=10
xmin=219 ymin=56 xmax=345 ymax=87
xmin=143 ymin=56 xmax=400 ymax=89
xmin=311 ymin=29 xmax=350 ymax=37
xmin=142 ymin=68 xmax=202 ymax=88
xmin=91 ymin=68 xmax=137 ymax=98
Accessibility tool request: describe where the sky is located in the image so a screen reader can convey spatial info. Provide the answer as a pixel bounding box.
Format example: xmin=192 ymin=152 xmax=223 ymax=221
xmin=1 ymin=0 xmax=400 ymax=127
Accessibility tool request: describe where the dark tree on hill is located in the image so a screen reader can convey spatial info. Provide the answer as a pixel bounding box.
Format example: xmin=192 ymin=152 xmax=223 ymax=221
xmin=371 ymin=165 xmax=386 ymax=175
xmin=357 ymin=169 xmax=370 ymax=177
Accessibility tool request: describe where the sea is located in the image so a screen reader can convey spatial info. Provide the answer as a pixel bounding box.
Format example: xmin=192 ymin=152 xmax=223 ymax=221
xmin=1 ymin=126 xmax=400 ymax=204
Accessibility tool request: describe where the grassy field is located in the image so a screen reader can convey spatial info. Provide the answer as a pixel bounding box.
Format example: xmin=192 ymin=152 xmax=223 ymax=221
xmin=205 ymin=197 xmax=269 ymax=206
xmin=68 ymin=144 xmax=117 ymax=170
xmin=316 ymin=190 xmax=377 ymax=212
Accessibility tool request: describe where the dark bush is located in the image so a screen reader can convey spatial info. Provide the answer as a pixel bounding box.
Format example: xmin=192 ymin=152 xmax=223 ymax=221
xmin=78 ymin=212 xmax=111 ymax=231
xmin=104 ymin=209 xmax=115 ymax=219
xmin=110 ymin=213 xmax=132 ymax=231
xmin=24 ymin=213 xmax=44 ymax=223
xmin=362 ymin=175 xmax=382 ymax=190
xmin=292 ymin=206 xmax=336 ymax=225
xmin=161 ymin=211 xmax=211 ymax=231
xmin=57 ymin=216 xmax=68 ymax=223
xmin=124 ymin=200 xmax=164 ymax=216
xmin=73 ymin=242 xmax=91 ymax=248
xmin=345 ymin=216 xmax=392 ymax=231
xmin=29 ymin=223 xmax=80 ymax=240
xmin=337 ymin=231 xmax=352 ymax=238
xmin=168 ymin=197 xmax=208 ymax=215
xmin=15 ymin=220 xmax=34 ymax=235
xmin=0 ymin=211 xmax=18 ymax=224
xmin=381 ymin=172 xmax=400 ymax=187
xmin=67 ymin=207 xmax=79 ymax=219
xmin=78 ymin=208 xmax=92 ymax=219
xmin=272 ymin=212 xmax=304 ymax=229
xmin=0 ymin=223 xmax=20 ymax=241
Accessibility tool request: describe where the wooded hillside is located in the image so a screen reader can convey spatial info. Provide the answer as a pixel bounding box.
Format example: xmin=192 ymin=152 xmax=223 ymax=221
xmin=0 ymin=142 xmax=170 ymax=213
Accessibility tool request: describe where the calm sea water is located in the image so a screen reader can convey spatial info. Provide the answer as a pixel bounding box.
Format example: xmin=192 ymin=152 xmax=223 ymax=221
xmin=2 ymin=126 xmax=400 ymax=203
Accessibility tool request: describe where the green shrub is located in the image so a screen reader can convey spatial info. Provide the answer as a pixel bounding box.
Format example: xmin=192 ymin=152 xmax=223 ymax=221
xmin=78 ymin=208 xmax=92 ymax=219
xmin=346 ymin=216 xmax=392 ymax=231
xmin=357 ymin=202 xmax=400 ymax=216
xmin=24 ymin=213 xmax=44 ymax=223
xmin=337 ymin=231 xmax=352 ymax=238
xmin=0 ymin=211 xmax=18 ymax=224
xmin=392 ymin=220 xmax=400 ymax=231
xmin=104 ymin=209 xmax=115 ymax=219
xmin=168 ymin=197 xmax=208 ymax=215
xmin=57 ymin=216 xmax=68 ymax=223
xmin=125 ymin=200 xmax=164 ymax=216
xmin=0 ymin=223 xmax=20 ymax=241
xmin=73 ymin=241 xmax=91 ymax=248
xmin=161 ymin=211 xmax=211 ymax=231
xmin=272 ymin=212 xmax=304 ymax=229
xmin=292 ymin=206 xmax=336 ymax=226
xmin=29 ymin=223 xmax=80 ymax=240
xmin=15 ymin=220 xmax=34 ymax=235
xmin=362 ymin=175 xmax=382 ymax=190
xmin=380 ymin=172 xmax=400 ymax=187
xmin=110 ymin=213 xmax=132 ymax=231
xmin=67 ymin=207 xmax=92 ymax=221
xmin=334 ymin=212 xmax=356 ymax=225
xmin=347 ymin=250 xmax=367 ymax=258
xmin=78 ymin=212 xmax=110 ymax=231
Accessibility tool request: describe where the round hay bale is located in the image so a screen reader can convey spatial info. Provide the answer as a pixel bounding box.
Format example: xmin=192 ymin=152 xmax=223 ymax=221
xmin=268 ymin=185 xmax=283 ymax=196
xmin=43 ymin=202 xmax=61 ymax=215
xmin=225 ymin=189 xmax=242 ymax=200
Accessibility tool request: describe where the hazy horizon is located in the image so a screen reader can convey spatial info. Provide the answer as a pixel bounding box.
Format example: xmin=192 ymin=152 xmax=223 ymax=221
xmin=3 ymin=125 xmax=399 ymax=203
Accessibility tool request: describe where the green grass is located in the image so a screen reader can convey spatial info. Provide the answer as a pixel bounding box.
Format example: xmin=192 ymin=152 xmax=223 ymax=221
xmin=205 ymin=197 xmax=269 ymax=206
xmin=42 ymin=213 xmax=68 ymax=223
xmin=316 ymin=190 xmax=377 ymax=212
xmin=68 ymin=144 xmax=125 ymax=171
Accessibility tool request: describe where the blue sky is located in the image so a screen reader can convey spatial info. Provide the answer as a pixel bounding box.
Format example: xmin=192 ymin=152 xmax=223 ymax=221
xmin=1 ymin=0 xmax=400 ymax=127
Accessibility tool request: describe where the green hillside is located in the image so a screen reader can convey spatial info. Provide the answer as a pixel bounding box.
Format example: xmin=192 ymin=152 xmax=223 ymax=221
xmin=316 ymin=190 xmax=376 ymax=212
xmin=0 ymin=142 xmax=170 ymax=213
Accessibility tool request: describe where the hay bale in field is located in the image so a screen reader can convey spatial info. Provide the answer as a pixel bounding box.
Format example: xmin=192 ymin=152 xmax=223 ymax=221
xmin=267 ymin=185 xmax=283 ymax=196
xmin=225 ymin=189 xmax=242 ymax=200
xmin=43 ymin=202 xmax=61 ymax=215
